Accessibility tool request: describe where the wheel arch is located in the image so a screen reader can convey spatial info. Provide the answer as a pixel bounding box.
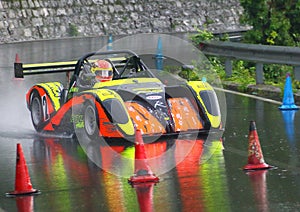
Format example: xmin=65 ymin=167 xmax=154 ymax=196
xmin=26 ymin=82 xmax=64 ymax=113
xmin=82 ymin=89 xmax=135 ymax=137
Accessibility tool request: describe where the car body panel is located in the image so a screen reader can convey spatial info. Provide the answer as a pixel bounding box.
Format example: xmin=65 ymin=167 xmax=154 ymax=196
xmin=187 ymin=81 xmax=221 ymax=128
xmin=17 ymin=50 xmax=222 ymax=140
xmin=82 ymin=89 xmax=135 ymax=136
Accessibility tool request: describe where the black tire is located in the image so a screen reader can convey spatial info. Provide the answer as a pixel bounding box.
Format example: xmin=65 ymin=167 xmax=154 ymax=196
xmin=30 ymin=91 xmax=44 ymax=132
xmin=84 ymin=101 xmax=99 ymax=140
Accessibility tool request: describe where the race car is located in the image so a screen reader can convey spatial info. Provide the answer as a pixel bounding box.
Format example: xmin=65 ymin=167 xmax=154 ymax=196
xmin=14 ymin=50 xmax=222 ymax=140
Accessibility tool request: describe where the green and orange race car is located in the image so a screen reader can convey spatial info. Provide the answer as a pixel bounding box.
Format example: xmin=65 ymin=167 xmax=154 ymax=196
xmin=15 ymin=50 xmax=222 ymax=140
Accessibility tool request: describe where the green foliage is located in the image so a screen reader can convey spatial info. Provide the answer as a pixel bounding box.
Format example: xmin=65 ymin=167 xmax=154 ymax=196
xmin=240 ymin=0 xmax=298 ymax=46
xmin=163 ymin=60 xmax=223 ymax=85
xmin=208 ymin=57 xmax=226 ymax=79
xmin=239 ymin=0 xmax=300 ymax=89
xmin=163 ymin=64 xmax=204 ymax=81
xmin=163 ymin=65 xmax=180 ymax=74
xmin=69 ymin=24 xmax=79 ymax=37
xmin=178 ymin=69 xmax=199 ymax=81
xmin=263 ymin=64 xmax=292 ymax=83
xmin=227 ymin=60 xmax=256 ymax=86
xmin=190 ymin=28 xmax=215 ymax=44
xmin=115 ymin=0 xmax=123 ymax=5
xmin=188 ymin=28 xmax=228 ymax=84
xmin=190 ymin=28 xmax=231 ymax=45
xmin=189 ymin=26 xmax=299 ymax=90
xmin=283 ymin=1 xmax=300 ymax=47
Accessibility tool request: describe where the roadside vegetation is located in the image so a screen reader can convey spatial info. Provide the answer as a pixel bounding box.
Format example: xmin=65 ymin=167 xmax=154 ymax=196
xmin=189 ymin=0 xmax=300 ymax=93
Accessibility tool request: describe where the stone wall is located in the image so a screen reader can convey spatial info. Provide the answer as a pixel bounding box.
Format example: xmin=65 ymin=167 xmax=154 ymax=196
xmin=0 ymin=0 xmax=246 ymax=43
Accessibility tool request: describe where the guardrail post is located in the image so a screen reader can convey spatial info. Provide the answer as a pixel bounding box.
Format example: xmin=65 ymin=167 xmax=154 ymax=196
xmin=255 ymin=63 xmax=264 ymax=84
xmin=294 ymin=66 xmax=300 ymax=81
xmin=225 ymin=58 xmax=232 ymax=77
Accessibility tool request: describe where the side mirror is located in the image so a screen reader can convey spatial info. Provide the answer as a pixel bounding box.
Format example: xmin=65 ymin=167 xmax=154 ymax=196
xmin=181 ymin=65 xmax=194 ymax=71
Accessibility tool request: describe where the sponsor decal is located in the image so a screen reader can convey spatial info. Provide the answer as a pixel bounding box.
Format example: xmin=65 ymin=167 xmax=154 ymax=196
xmin=154 ymin=100 xmax=166 ymax=108
xmin=146 ymin=95 xmax=162 ymax=100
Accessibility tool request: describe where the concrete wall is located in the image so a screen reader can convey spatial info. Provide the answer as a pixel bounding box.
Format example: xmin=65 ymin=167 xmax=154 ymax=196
xmin=0 ymin=0 xmax=246 ymax=43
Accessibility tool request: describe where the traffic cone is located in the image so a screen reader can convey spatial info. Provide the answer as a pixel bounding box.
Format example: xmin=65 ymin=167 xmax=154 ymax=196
xmin=133 ymin=182 xmax=155 ymax=212
xmin=279 ymin=73 xmax=299 ymax=110
xmin=281 ymin=110 xmax=296 ymax=142
xmin=6 ymin=143 xmax=40 ymax=196
xmin=246 ymin=170 xmax=269 ymax=212
xmin=155 ymin=37 xmax=164 ymax=70
xmin=107 ymin=34 xmax=113 ymax=50
xmin=15 ymin=53 xmax=21 ymax=63
xmin=16 ymin=196 xmax=34 ymax=211
xmin=128 ymin=130 xmax=159 ymax=184
xmin=243 ymin=121 xmax=273 ymax=171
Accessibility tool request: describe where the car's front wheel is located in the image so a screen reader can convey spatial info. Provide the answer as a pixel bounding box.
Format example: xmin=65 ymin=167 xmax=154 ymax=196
xmin=84 ymin=102 xmax=99 ymax=140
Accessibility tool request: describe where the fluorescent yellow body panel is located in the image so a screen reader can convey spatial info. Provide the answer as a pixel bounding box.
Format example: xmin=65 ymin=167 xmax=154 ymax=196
xmin=37 ymin=82 xmax=63 ymax=111
xmin=93 ymin=77 xmax=161 ymax=89
xmin=187 ymin=81 xmax=221 ymax=128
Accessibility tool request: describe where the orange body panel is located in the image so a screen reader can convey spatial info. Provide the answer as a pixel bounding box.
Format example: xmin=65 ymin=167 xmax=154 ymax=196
xmin=125 ymin=102 xmax=166 ymax=135
xmin=168 ymin=98 xmax=203 ymax=132
xmin=95 ymin=100 xmax=124 ymax=138
xmin=43 ymin=93 xmax=124 ymax=137
xmin=43 ymin=95 xmax=85 ymax=131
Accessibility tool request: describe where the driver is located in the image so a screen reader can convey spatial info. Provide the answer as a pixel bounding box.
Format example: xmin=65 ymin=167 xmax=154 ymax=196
xmin=91 ymin=60 xmax=113 ymax=82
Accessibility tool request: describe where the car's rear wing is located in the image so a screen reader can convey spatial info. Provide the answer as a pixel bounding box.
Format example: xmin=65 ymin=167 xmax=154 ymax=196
xmin=14 ymin=60 xmax=77 ymax=78
xmin=14 ymin=50 xmax=140 ymax=78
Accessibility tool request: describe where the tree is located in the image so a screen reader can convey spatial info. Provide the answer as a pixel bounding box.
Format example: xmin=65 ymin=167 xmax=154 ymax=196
xmin=240 ymin=0 xmax=299 ymax=46
xmin=285 ymin=1 xmax=300 ymax=45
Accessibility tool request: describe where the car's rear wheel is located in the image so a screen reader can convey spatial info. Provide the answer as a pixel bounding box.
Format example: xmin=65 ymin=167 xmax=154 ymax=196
xmin=30 ymin=92 xmax=44 ymax=131
xmin=84 ymin=102 xmax=99 ymax=140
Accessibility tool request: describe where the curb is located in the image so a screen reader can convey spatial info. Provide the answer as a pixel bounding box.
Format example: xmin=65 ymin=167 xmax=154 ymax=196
xmin=222 ymin=82 xmax=300 ymax=105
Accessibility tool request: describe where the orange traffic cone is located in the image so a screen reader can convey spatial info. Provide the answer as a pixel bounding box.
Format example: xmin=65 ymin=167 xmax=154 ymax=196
xmin=128 ymin=130 xmax=159 ymax=184
xmin=16 ymin=196 xmax=34 ymax=211
xmin=246 ymin=170 xmax=270 ymax=211
xmin=243 ymin=121 xmax=274 ymax=171
xmin=6 ymin=143 xmax=40 ymax=196
xmin=133 ymin=182 xmax=155 ymax=212
xmin=15 ymin=53 xmax=21 ymax=63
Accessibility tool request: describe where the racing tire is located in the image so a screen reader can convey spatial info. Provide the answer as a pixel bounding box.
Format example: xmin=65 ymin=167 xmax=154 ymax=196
xmin=84 ymin=101 xmax=100 ymax=140
xmin=30 ymin=91 xmax=44 ymax=132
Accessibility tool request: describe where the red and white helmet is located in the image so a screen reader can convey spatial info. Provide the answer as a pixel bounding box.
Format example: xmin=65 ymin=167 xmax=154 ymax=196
xmin=91 ymin=60 xmax=113 ymax=82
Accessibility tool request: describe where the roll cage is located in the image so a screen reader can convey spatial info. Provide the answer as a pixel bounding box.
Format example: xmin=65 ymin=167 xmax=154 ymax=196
xmin=69 ymin=50 xmax=156 ymax=90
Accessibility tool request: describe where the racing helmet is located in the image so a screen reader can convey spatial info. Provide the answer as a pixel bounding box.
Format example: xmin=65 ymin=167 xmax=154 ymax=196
xmin=91 ymin=60 xmax=113 ymax=82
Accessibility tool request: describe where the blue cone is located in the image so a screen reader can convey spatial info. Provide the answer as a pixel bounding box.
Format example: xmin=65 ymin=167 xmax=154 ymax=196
xmin=155 ymin=37 xmax=164 ymax=71
xmin=279 ymin=73 xmax=299 ymax=110
xmin=107 ymin=34 xmax=113 ymax=51
xmin=281 ymin=110 xmax=296 ymax=143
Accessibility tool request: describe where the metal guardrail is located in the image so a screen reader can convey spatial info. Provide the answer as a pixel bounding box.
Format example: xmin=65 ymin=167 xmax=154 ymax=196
xmin=199 ymin=41 xmax=300 ymax=83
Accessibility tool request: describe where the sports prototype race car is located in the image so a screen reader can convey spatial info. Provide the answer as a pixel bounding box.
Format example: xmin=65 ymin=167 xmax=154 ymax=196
xmin=15 ymin=50 xmax=222 ymax=140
